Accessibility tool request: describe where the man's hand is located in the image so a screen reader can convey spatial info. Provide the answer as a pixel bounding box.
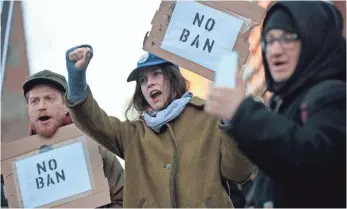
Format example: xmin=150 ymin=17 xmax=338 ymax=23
xmin=205 ymin=69 xmax=246 ymax=120
xmin=68 ymin=47 xmax=92 ymax=70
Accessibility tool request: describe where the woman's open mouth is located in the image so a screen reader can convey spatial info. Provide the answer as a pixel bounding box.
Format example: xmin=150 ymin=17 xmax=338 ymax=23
xmin=150 ymin=90 xmax=162 ymax=100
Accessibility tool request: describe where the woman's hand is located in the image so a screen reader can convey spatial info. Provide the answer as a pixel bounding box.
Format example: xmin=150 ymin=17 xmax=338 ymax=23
xmin=68 ymin=47 xmax=92 ymax=70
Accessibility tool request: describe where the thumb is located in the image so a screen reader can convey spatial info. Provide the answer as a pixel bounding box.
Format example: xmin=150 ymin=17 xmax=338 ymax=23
xmin=82 ymin=49 xmax=91 ymax=64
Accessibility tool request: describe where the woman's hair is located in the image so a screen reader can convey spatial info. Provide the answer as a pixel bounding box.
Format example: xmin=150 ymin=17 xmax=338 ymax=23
xmin=125 ymin=63 xmax=189 ymax=121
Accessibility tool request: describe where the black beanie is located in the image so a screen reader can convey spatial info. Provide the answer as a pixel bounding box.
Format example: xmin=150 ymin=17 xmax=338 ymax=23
xmin=263 ymin=7 xmax=298 ymax=35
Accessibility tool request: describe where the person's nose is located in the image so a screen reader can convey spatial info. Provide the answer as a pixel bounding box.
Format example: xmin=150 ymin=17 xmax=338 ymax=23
xmin=37 ymin=99 xmax=47 ymax=111
xmin=268 ymin=41 xmax=285 ymax=57
xmin=147 ymin=75 xmax=155 ymax=88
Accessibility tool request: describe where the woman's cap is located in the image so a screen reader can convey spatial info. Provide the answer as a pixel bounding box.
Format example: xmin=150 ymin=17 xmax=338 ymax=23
xmin=127 ymin=53 xmax=179 ymax=82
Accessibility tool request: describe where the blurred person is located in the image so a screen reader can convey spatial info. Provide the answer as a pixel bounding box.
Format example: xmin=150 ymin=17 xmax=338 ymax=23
xmin=205 ymin=1 xmax=346 ymax=208
xmin=23 ymin=70 xmax=124 ymax=208
xmin=63 ymin=47 xmax=254 ymax=207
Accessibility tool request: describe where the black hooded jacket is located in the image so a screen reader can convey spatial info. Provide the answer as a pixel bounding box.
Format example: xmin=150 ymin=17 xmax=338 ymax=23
xmin=225 ymin=2 xmax=346 ymax=208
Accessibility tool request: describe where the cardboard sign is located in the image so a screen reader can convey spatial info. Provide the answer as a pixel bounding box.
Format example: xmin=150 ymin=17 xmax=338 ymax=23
xmin=1 ymin=124 xmax=111 ymax=208
xmin=161 ymin=1 xmax=243 ymax=71
xmin=143 ymin=0 xmax=266 ymax=81
xmin=16 ymin=141 xmax=92 ymax=208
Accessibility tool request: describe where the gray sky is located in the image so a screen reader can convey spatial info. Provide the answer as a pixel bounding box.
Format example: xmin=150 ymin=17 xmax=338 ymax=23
xmin=22 ymin=0 xmax=160 ymax=120
xmin=22 ymin=0 xmax=162 ymax=167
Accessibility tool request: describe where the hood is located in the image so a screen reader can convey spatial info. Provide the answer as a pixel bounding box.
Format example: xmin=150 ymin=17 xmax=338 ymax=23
xmin=262 ymin=1 xmax=346 ymax=97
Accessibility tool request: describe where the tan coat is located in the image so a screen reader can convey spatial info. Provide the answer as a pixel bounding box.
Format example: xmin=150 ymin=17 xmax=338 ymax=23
xmin=66 ymin=87 xmax=254 ymax=208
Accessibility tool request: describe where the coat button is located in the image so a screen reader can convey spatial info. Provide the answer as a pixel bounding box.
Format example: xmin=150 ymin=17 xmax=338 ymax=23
xmin=165 ymin=164 xmax=172 ymax=169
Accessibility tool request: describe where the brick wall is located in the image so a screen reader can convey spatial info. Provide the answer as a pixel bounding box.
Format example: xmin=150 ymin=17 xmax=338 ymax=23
xmin=334 ymin=1 xmax=346 ymax=37
xmin=1 ymin=1 xmax=30 ymax=144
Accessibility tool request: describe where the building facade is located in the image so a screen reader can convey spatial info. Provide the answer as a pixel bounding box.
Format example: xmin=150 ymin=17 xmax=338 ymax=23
xmin=1 ymin=1 xmax=30 ymax=144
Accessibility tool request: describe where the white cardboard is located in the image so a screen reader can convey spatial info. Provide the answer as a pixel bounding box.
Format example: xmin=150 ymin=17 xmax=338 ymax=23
xmin=215 ymin=52 xmax=238 ymax=88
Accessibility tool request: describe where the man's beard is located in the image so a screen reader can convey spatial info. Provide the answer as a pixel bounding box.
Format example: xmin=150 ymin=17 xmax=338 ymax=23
xmin=34 ymin=118 xmax=65 ymax=138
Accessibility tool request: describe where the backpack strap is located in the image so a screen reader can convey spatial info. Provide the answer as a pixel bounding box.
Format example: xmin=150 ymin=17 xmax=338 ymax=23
xmin=300 ymin=80 xmax=345 ymax=124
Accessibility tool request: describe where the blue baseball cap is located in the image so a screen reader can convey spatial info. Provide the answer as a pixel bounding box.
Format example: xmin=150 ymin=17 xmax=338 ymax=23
xmin=127 ymin=52 xmax=180 ymax=82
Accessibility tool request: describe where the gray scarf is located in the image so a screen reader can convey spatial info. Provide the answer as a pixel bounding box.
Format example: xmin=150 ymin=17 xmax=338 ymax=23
xmin=144 ymin=92 xmax=193 ymax=132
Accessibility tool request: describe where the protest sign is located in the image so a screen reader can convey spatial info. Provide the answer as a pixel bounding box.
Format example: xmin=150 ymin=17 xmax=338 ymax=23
xmin=1 ymin=124 xmax=110 ymax=208
xmin=143 ymin=1 xmax=266 ymax=81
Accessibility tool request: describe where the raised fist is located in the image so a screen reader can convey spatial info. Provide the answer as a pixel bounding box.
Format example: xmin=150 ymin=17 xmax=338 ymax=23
xmin=68 ymin=47 xmax=92 ymax=70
